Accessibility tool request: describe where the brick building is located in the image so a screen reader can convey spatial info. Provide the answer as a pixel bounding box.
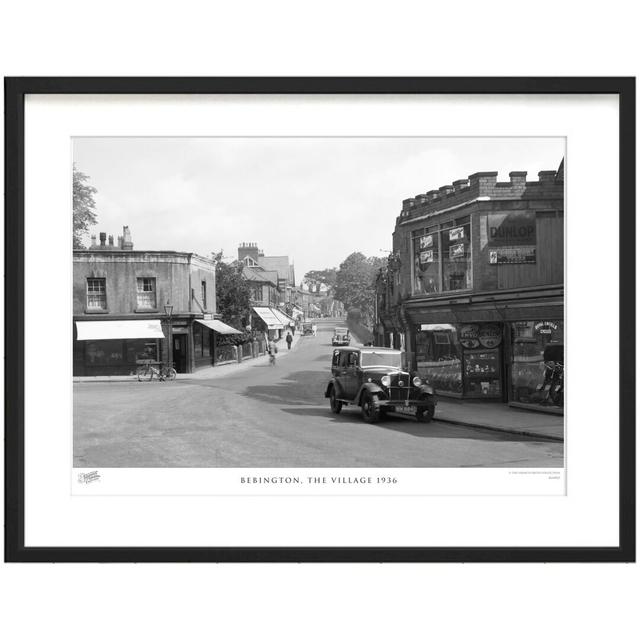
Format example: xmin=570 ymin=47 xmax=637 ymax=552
xmin=73 ymin=227 xmax=239 ymax=376
xmin=376 ymin=161 xmax=564 ymax=412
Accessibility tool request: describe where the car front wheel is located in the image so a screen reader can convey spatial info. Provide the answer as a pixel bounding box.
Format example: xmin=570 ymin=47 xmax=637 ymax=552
xmin=361 ymin=392 xmax=380 ymax=424
xmin=329 ymin=387 xmax=343 ymax=414
xmin=416 ymin=403 xmax=435 ymax=423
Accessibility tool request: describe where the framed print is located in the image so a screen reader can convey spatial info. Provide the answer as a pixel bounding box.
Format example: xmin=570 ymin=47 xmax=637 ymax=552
xmin=4 ymin=77 xmax=635 ymax=562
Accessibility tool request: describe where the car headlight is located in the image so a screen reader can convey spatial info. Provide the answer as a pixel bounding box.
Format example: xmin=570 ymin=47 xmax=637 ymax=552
xmin=381 ymin=375 xmax=391 ymax=387
xmin=412 ymin=376 xmax=422 ymax=387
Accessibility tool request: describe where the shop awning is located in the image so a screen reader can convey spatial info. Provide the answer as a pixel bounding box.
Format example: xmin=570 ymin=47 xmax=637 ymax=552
xmin=195 ymin=319 xmax=242 ymax=335
xmin=252 ymin=306 xmax=284 ymax=329
xmin=273 ymin=309 xmax=295 ymax=326
xmin=75 ymin=319 xmax=165 ymax=341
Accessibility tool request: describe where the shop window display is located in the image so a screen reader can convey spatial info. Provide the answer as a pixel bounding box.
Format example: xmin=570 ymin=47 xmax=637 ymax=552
xmin=412 ymin=219 xmax=472 ymax=295
xmin=414 ymin=324 xmax=463 ymax=395
xmin=412 ymin=231 xmax=440 ymax=294
xmin=442 ymin=220 xmax=472 ymax=292
xmin=510 ymin=320 xmax=564 ymax=408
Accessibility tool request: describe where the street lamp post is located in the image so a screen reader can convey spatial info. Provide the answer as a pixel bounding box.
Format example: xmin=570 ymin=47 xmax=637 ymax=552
xmin=164 ymin=301 xmax=174 ymax=369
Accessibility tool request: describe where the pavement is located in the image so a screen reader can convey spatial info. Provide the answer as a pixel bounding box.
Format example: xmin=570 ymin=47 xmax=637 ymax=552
xmin=73 ymin=330 xmax=302 ymax=384
xmin=73 ymin=325 xmax=563 ymax=442
xmin=435 ymin=398 xmax=563 ymax=442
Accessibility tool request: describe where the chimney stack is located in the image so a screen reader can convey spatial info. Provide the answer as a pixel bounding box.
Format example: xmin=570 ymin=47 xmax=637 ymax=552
xmin=509 ymin=171 xmax=527 ymax=187
xmin=99 ymin=232 xmax=106 ymax=248
xmin=121 ymin=226 xmax=133 ymax=250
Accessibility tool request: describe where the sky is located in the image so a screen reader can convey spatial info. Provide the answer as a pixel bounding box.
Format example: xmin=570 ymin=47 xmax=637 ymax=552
xmin=73 ymin=137 xmax=564 ymax=281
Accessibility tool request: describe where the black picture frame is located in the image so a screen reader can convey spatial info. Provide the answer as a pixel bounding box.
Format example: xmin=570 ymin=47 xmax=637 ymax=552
xmin=4 ymin=77 xmax=635 ymax=563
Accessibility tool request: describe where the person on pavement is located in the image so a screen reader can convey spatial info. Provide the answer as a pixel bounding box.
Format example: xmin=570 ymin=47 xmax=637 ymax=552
xmin=286 ymin=332 xmax=293 ymax=350
xmin=267 ymin=338 xmax=278 ymax=364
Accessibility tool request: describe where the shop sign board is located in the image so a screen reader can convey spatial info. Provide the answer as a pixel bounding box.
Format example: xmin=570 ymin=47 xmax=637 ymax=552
xmin=489 ymin=246 xmax=536 ymax=264
xmin=534 ymin=320 xmax=559 ymax=335
xmin=478 ymin=324 xmax=502 ymax=348
xmin=459 ymin=323 xmax=480 ymax=349
xmin=486 ymin=211 xmax=536 ymax=247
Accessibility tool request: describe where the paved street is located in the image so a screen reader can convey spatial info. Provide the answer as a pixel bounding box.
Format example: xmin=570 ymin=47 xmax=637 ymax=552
xmin=74 ymin=319 xmax=564 ymax=468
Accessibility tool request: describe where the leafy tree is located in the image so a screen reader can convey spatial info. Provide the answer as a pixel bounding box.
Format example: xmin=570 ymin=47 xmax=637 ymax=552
xmin=212 ymin=251 xmax=252 ymax=328
xmin=73 ymin=164 xmax=98 ymax=248
xmin=334 ymin=253 xmax=384 ymax=325
xmin=303 ymin=268 xmax=337 ymax=294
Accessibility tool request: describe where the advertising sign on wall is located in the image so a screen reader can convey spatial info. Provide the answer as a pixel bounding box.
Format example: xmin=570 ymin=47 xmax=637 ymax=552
xmin=489 ymin=246 xmax=536 ymax=264
xmin=486 ymin=211 xmax=536 ymax=247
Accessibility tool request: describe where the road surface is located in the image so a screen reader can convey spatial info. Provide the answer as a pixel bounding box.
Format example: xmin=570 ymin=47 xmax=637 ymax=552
xmin=74 ymin=319 xmax=563 ymax=467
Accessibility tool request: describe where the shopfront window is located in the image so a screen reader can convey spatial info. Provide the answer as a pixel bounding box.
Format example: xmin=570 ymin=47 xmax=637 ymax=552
xmin=414 ymin=324 xmax=463 ymax=395
xmin=412 ymin=219 xmax=472 ymax=295
xmin=510 ymin=320 xmax=564 ymax=408
xmin=442 ymin=218 xmax=472 ymax=292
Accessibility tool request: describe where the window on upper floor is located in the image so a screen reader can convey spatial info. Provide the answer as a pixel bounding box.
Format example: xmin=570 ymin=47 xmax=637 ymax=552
xmin=412 ymin=218 xmax=472 ymax=295
xmin=86 ymin=277 xmax=107 ymax=310
xmin=136 ymin=277 xmax=157 ymax=310
xmin=201 ymin=280 xmax=207 ymax=309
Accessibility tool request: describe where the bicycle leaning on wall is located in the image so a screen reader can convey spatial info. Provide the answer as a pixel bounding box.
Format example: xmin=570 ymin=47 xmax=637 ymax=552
xmin=135 ymin=360 xmax=177 ymax=382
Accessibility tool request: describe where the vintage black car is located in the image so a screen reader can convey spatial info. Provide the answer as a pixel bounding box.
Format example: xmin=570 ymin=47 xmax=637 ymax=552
xmin=324 ymin=346 xmax=437 ymax=423
xmin=332 ymin=327 xmax=350 ymax=346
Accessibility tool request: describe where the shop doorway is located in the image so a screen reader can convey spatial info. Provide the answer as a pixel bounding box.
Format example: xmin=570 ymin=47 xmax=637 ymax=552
xmin=173 ymin=334 xmax=188 ymax=373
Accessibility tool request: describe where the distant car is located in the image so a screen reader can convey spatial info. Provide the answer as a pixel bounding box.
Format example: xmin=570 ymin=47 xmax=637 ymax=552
xmin=302 ymin=322 xmax=314 ymax=336
xmin=332 ymin=327 xmax=350 ymax=346
xmin=324 ymin=346 xmax=437 ymax=423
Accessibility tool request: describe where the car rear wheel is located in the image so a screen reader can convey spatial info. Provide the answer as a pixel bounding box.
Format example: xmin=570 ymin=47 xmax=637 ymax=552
xmin=329 ymin=387 xmax=343 ymax=414
xmin=361 ymin=391 xmax=380 ymax=424
xmin=416 ymin=404 xmax=435 ymax=423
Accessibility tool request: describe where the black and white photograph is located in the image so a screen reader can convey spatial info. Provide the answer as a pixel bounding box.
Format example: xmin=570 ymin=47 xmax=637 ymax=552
xmin=72 ymin=136 xmax=565 ymax=472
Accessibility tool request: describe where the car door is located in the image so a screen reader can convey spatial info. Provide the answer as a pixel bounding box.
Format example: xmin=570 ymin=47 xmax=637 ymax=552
xmin=344 ymin=351 xmax=361 ymax=399
xmin=332 ymin=350 xmax=348 ymax=399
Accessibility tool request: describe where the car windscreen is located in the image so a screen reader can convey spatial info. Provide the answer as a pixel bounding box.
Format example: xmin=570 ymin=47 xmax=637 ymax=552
xmin=360 ymin=352 xmax=402 ymax=368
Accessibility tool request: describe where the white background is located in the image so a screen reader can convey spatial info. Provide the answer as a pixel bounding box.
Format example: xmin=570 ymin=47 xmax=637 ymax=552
xmin=1 ymin=1 xmax=638 ymax=639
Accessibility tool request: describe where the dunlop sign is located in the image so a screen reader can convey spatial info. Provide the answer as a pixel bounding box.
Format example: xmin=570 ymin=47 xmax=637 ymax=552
xmin=486 ymin=211 xmax=536 ymax=247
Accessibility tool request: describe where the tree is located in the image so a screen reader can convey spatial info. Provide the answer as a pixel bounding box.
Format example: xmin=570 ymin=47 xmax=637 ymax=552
xmin=303 ymin=268 xmax=337 ymax=294
xmin=73 ymin=164 xmax=98 ymax=249
xmin=334 ymin=252 xmax=384 ymax=325
xmin=212 ymin=251 xmax=252 ymax=328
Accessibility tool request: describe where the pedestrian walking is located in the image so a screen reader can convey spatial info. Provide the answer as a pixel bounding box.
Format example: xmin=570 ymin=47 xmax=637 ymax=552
xmin=286 ymin=332 xmax=293 ymax=350
xmin=267 ymin=338 xmax=278 ymax=365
